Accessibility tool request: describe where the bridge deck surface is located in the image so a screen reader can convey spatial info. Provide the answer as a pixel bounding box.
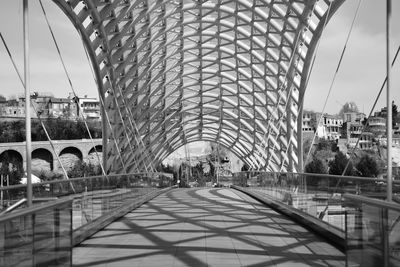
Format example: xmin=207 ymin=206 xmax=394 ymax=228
xmin=73 ymin=188 xmax=345 ymax=267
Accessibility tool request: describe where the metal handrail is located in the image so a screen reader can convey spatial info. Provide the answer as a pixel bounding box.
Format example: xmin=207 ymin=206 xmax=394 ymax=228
xmin=344 ymin=193 xmax=400 ymax=212
xmin=0 ymin=198 xmax=27 ymax=215
xmin=0 ymin=197 xmax=73 ymax=223
xmin=0 ymin=172 xmax=174 ymax=192
xmin=0 ymin=197 xmax=60 ymax=215
xmin=233 ymin=171 xmax=400 ymax=184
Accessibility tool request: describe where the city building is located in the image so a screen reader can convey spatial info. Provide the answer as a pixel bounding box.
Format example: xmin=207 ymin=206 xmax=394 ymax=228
xmin=302 ymin=111 xmax=343 ymax=140
xmin=341 ymin=111 xmax=368 ymax=147
xmin=324 ymin=114 xmax=343 ymax=140
xmin=77 ymin=95 xmax=101 ymax=120
xmin=343 ymin=112 xmax=366 ymax=124
xmin=313 ymin=112 xmax=343 ymax=140
xmin=0 ymin=92 xmax=93 ymax=120
xmin=366 ymin=116 xmax=386 ymax=137
xmin=374 ymin=106 xmax=388 ymax=118
xmin=302 ymin=110 xmax=315 ymax=132
xmin=0 ymin=97 xmax=29 ymax=118
xmin=347 ymin=132 xmax=374 ymax=150
xmin=31 ymin=92 xmax=52 ymax=117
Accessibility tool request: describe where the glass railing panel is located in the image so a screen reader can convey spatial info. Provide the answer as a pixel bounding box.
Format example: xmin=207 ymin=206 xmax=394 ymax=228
xmin=0 ymin=198 xmax=72 ymax=267
xmin=0 ymin=215 xmax=34 ymax=266
xmin=344 ymin=194 xmax=400 ymax=267
xmin=232 ymin=171 xmax=396 ymax=232
xmin=67 ymin=173 xmax=173 ymax=230
xmin=0 ymin=172 xmax=174 ymax=265
xmin=1 ymin=172 xmax=174 ymax=218
xmin=389 ymin=209 xmax=400 ymax=263
xmin=346 ymin=203 xmax=383 ymax=267
xmin=33 ymin=201 xmax=72 ymax=266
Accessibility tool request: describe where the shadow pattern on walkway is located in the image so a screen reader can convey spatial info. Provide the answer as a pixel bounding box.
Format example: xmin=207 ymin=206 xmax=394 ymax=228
xmin=73 ymin=188 xmax=345 ymax=267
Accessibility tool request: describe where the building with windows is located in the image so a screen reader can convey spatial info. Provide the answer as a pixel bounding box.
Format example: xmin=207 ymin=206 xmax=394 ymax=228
xmin=78 ymin=95 xmax=101 ymax=120
xmin=347 ymin=132 xmax=374 ymax=150
xmin=0 ymin=92 xmax=83 ymax=120
xmin=374 ymin=106 xmax=388 ymax=118
xmin=48 ymin=98 xmax=71 ymax=118
xmin=324 ymin=114 xmax=343 ymax=140
xmin=367 ymin=116 xmax=386 ymax=137
xmin=311 ymin=112 xmax=343 ymax=140
xmin=302 ymin=110 xmax=315 ymax=132
xmin=0 ymin=98 xmax=28 ymax=118
xmin=343 ymin=112 xmax=366 ymax=124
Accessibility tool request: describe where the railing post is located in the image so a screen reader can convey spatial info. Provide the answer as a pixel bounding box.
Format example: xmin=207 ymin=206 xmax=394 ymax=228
xmin=69 ymin=200 xmax=73 ymax=265
xmin=382 ymin=207 xmax=389 ymax=267
xmin=345 ymin=209 xmax=348 ymax=267
xmin=54 ymin=207 xmax=60 ymax=263
xmin=31 ymin=213 xmax=35 ymax=266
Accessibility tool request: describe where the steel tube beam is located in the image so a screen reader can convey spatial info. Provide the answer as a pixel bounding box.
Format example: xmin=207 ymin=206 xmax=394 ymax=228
xmin=23 ymin=0 xmax=32 ymax=207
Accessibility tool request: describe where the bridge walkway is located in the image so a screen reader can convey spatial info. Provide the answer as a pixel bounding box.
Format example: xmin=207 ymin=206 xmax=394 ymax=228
xmin=73 ymin=188 xmax=345 ymax=267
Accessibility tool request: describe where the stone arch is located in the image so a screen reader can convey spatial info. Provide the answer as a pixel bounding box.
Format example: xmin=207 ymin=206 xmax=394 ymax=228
xmin=0 ymin=150 xmax=24 ymax=174
xmin=51 ymin=0 xmax=345 ymax=173
xmin=59 ymin=146 xmax=83 ymax=170
xmin=88 ymin=145 xmax=102 ymax=155
xmin=88 ymin=145 xmax=103 ymax=165
xmin=32 ymin=148 xmax=54 ymax=172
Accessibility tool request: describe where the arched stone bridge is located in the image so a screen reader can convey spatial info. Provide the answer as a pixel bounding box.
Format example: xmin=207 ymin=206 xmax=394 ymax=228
xmin=0 ymin=139 xmax=102 ymax=171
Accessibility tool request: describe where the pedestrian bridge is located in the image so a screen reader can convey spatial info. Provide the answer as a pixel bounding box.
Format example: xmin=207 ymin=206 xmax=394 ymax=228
xmin=73 ymin=188 xmax=344 ymax=267
xmin=0 ymin=0 xmax=398 ymax=266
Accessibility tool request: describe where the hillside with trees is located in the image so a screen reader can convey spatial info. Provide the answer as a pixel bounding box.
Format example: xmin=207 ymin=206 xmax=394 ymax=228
xmin=0 ymin=118 xmax=101 ymax=143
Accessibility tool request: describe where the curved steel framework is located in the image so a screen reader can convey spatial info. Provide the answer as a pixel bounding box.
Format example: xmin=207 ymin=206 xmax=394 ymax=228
xmin=53 ymin=0 xmax=344 ymax=173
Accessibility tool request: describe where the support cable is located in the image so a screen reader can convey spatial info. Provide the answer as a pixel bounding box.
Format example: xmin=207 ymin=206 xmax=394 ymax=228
xmin=303 ymin=0 xmax=364 ymax=220
xmin=318 ymin=44 xmax=400 ymax=219
xmin=38 ymin=0 xmax=125 ymax=174
xmin=80 ymin=41 xmax=152 ymax=173
xmin=38 ymin=0 xmax=106 ymax=176
xmin=0 ymin=32 xmax=76 ymax=193
xmin=305 ymin=0 xmax=362 ymax=165
xmin=342 ymin=45 xmax=400 ymax=176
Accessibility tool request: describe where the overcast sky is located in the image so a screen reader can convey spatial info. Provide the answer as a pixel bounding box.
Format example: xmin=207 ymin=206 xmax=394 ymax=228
xmin=0 ymin=0 xmax=399 ymax=115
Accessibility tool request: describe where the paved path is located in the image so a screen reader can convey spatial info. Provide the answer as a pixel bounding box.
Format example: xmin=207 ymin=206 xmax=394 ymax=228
xmin=73 ymin=188 xmax=345 ymax=267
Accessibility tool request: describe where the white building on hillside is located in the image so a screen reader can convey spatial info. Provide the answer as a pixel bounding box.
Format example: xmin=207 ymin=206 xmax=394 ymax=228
xmin=78 ymin=95 xmax=101 ymax=120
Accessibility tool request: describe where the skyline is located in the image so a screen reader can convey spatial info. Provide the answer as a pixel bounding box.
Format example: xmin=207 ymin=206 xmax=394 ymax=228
xmin=0 ymin=1 xmax=399 ymax=115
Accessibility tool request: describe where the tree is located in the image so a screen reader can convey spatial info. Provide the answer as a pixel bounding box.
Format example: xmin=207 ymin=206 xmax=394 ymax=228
xmin=329 ymin=151 xmax=353 ymax=176
xmin=241 ymin=164 xmax=250 ymax=172
xmin=393 ymin=101 xmax=398 ymax=127
xmin=356 ymin=154 xmax=379 ymax=178
xmin=67 ymin=160 xmax=101 ymax=178
xmin=156 ymin=163 xmax=177 ymax=184
xmin=317 ymin=139 xmax=338 ymax=152
xmin=192 ymin=162 xmax=206 ymax=186
xmin=0 ymin=153 xmax=23 ymax=185
xmin=0 ymin=94 xmax=6 ymax=102
xmin=305 ymin=157 xmax=327 ymax=174
xmin=338 ymin=102 xmax=359 ymax=116
xmin=305 ymin=157 xmax=327 ymax=186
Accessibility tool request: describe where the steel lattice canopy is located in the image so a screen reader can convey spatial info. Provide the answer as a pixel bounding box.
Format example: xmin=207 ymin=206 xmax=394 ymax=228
xmin=53 ymin=0 xmax=344 ymax=173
